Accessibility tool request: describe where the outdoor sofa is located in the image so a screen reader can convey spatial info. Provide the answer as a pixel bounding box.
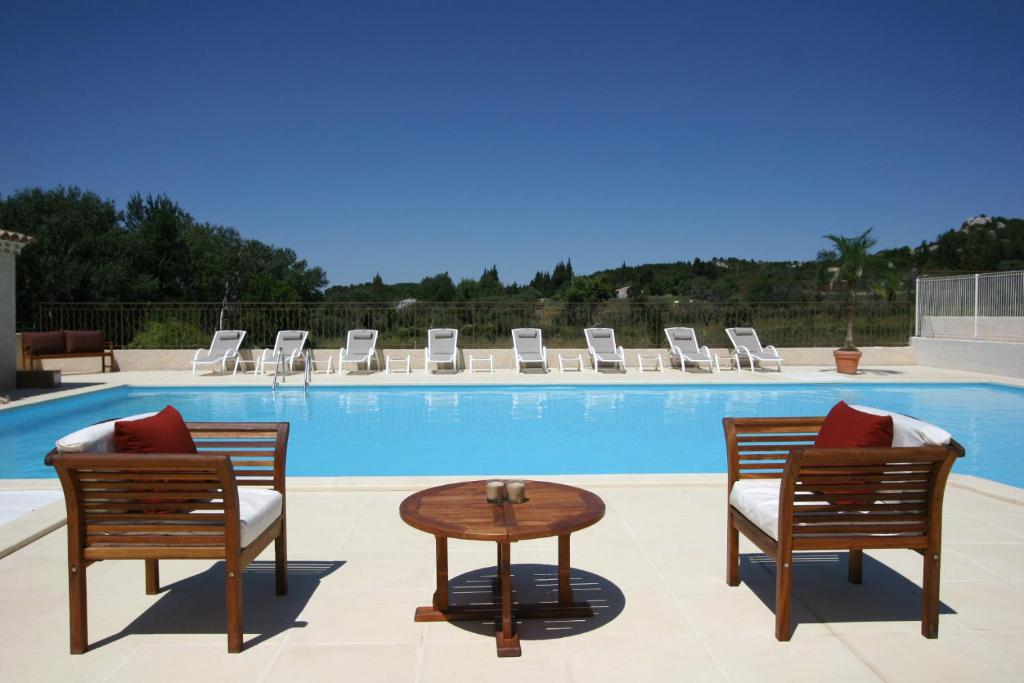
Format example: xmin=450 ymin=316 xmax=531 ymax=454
xmin=21 ymin=330 xmax=115 ymax=373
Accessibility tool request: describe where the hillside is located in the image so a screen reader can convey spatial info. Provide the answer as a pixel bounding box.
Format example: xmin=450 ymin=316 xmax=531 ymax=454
xmin=326 ymin=216 xmax=1024 ymax=304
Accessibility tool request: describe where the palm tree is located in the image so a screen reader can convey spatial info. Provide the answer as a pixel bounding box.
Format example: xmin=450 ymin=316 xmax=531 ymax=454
xmin=824 ymin=228 xmax=877 ymax=350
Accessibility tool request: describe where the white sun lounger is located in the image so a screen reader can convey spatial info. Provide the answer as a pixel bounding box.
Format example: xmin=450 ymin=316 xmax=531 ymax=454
xmin=512 ymin=328 xmax=548 ymax=373
xmin=424 ymin=328 xmax=459 ymax=374
xmin=339 ymin=329 xmax=379 ymax=373
xmin=584 ymin=327 xmax=626 ymax=372
xmin=726 ymin=327 xmax=783 ymax=372
xmin=257 ymin=330 xmax=309 ymax=374
xmin=191 ymin=330 xmax=246 ymax=375
xmin=664 ymin=327 xmax=718 ymax=373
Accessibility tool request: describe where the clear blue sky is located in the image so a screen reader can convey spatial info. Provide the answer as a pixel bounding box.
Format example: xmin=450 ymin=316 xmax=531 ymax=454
xmin=2 ymin=1 xmax=1022 ymax=286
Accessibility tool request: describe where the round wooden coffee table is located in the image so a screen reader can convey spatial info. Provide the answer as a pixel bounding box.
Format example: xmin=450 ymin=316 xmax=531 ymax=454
xmin=399 ymin=480 xmax=605 ymax=657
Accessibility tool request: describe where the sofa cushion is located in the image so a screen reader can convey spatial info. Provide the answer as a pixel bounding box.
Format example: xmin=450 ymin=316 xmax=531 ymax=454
xmin=114 ymin=406 xmax=198 ymax=454
xmin=814 ymin=401 xmax=894 ymax=448
xmin=23 ymin=331 xmax=65 ymax=355
xmin=56 ymin=412 xmax=159 ymax=453
xmin=730 ymin=479 xmax=784 ymax=539
xmin=849 ymin=405 xmax=952 ymax=447
xmin=238 ymin=488 xmax=283 ymax=547
xmin=64 ymin=330 xmax=105 ymax=353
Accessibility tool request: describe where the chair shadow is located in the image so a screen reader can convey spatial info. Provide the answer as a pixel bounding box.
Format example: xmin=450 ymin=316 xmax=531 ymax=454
xmin=739 ymin=552 xmax=955 ymax=634
xmin=89 ymin=560 xmax=344 ymax=650
xmin=443 ymin=563 xmax=625 ymax=640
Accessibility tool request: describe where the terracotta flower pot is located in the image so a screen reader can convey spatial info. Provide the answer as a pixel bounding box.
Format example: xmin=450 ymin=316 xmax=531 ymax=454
xmin=833 ymin=349 xmax=862 ymax=375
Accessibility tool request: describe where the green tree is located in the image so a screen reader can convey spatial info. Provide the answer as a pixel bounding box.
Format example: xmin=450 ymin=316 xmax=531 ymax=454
xmin=564 ymin=275 xmax=613 ymax=303
xmin=478 ymin=265 xmax=502 ymax=297
xmin=418 ymin=272 xmax=457 ymax=301
xmin=0 ymin=186 xmax=127 ymax=321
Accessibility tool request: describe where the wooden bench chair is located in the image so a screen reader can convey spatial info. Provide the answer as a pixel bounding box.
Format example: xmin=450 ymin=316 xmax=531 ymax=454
xmin=723 ymin=416 xmax=964 ymax=641
xmin=22 ymin=330 xmax=115 ymax=373
xmin=47 ymin=422 xmax=289 ymax=653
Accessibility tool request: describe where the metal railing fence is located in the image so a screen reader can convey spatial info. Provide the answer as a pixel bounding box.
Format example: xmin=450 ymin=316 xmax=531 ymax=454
xmin=916 ymin=271 xmax=1024 ymax=341
xmin=33 ymin=300 xmax=915 ymax=350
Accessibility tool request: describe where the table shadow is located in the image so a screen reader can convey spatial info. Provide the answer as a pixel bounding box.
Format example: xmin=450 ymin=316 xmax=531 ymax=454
xmin=443 ymin=563 xmax=625 ymax=640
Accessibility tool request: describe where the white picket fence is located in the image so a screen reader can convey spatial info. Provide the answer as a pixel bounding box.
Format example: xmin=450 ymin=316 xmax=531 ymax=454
xmin=916 ymin=271 xmax=1024 ymax=341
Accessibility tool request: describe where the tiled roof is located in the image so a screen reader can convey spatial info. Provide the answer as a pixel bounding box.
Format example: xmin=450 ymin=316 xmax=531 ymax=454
xmin=0 ymin=229 xmax=34 ymax=244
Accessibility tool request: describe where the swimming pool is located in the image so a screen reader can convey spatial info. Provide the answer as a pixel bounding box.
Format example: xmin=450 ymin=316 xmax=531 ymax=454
xmin=1 ymin=384 xmax=1021 ymax=486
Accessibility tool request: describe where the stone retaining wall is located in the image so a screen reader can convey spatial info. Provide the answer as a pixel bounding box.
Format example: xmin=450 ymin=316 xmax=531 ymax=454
xmin=14 ymin=334 xmax=917 ymax=373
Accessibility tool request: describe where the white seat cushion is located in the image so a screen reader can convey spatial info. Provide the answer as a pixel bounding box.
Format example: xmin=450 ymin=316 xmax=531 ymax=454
xmin=56 ymin=412 xmax=158 ymax=454
xmin=849 ymin=405 xmax=951 ymax=447
xmin=730 ymin=479 xmax=783 ymax=539
xmin=238 ymin=488 xmax=283 ymax=547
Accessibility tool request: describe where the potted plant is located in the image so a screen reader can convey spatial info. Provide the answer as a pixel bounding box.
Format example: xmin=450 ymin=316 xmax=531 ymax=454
xmin=823 ymin=228 xmax=877 ymax=374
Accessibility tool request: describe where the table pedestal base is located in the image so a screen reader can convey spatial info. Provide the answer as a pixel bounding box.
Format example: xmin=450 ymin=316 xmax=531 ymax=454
xmin=414 ymin=534 xmax=587 ymax=657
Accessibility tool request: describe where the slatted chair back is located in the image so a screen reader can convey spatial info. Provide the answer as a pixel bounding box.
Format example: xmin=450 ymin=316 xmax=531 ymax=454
xmin=52 ymin=453 xmax=242 ymax=561
xmin=725 ymin=416 xmax=822 ymax=487
xmin=780 ymin=446 xmax=956 ymax=552
xmin=189 ymin=422 xmax=287 ymax=491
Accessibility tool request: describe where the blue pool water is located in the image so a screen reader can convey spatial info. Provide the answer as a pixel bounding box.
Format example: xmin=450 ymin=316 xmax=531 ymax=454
xmin=1 ymin=384 xmax=1022 ymax=486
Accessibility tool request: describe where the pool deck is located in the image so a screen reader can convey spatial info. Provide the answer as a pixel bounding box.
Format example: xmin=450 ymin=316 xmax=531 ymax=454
xmin=1 ymin=366 xmax=1023 ymax=681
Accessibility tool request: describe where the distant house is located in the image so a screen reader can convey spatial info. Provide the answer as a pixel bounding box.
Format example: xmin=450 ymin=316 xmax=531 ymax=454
xmin=615 ymin=286 xmax=630 ymax=300
xmin=395 ymin=298 xmax=418 ymax=310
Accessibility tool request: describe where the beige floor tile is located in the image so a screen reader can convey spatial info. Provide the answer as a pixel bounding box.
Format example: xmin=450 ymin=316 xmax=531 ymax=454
xmin=842 ymin=633 xmax=1021 ymax=682
xmin=974 ymin=514 xmax=1024 ymax=538
xmin=627 ymin=514 xmax=725 ymax=549
xmin=937 ymin=580 xmax=1024 ymax=631
xmin=978 ymin=632 xmax=1024 ymax=670
xmin=419 ymin=640 xmax=571 ymax=682
xmin=946 ymin=542 xmax=1024 ymax=580
xmin=340 ymin=520 xmax=436 ymax=553
xmin=941 ymin=513 xmax=1024 ymax=544
xmin=265 ymin=643 xmax=418 ymax=682
xmin=565 ymin=636 xmax=725 ymax=682
xmin=646 ymin=546 xmax=727 ymax=595
xmin=284 ymin=588 xmax=425 ymax=644
xmin=707 ymin=635 xmax=882 ymax=682
xmin=105 ymin=643 xmax=282 ymax=682
xmin=0 ymin=641 xmax=139 ymax=683
xmin=318 ymin=550 xmax=436 ymax=593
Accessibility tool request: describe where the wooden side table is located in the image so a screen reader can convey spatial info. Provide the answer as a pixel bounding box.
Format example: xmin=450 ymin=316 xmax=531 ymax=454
xmin=400 ymin=480 xmax=605 ymax=657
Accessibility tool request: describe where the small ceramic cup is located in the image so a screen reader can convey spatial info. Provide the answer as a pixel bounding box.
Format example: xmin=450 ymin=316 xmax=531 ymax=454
xmin=506 ymin=481 xmax=526 ymax=503
xmin=485 ymin=480 xmax=506 ymax=503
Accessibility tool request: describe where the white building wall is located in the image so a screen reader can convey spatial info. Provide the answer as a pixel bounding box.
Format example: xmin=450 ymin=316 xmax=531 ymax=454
xmin=911 ymin=337 xmax=1024 ymax=379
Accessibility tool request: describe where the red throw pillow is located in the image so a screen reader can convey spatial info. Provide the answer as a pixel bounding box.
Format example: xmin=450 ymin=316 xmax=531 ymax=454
xmin=814 ymin=401 xmax=894 ymax=448
xmin=812 ymin=401 xmax=894 ymax=506
xmin=114 ymin=405 xmax=198 ymax=454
